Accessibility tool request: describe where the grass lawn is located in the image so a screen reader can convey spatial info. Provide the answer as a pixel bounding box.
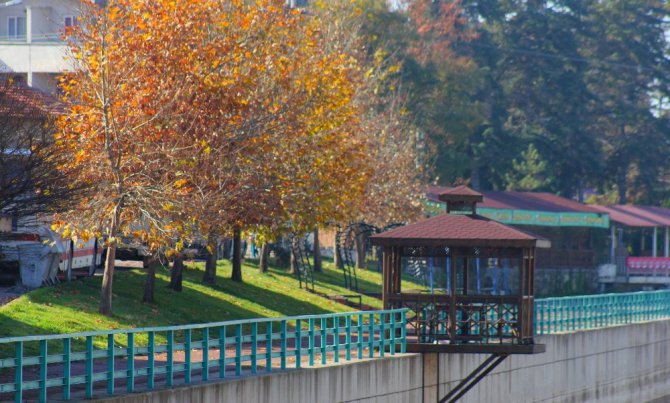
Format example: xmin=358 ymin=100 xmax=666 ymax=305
xmin=0 ymin=257 xmax=424 ymax=339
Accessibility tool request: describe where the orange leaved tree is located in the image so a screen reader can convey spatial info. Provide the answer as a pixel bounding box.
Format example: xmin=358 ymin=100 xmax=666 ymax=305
xmin=54 ymin=0 xmax=230 ymax=315
xmin=55 ymin=0 xmax=376 ymax=311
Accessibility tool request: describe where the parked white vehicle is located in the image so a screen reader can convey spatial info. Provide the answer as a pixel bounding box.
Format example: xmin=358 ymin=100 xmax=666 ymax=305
xmin=0 ymin=226 xmax=102 ymax=288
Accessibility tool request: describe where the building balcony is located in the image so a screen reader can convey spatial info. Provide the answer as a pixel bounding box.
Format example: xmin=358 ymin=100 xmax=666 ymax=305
xmin=0 ymin=35 xmax=69 ymax=74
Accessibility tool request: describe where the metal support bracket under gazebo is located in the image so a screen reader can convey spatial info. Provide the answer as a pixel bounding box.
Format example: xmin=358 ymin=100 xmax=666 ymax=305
xmin=439 ymin=353 xmax=509 ymax=403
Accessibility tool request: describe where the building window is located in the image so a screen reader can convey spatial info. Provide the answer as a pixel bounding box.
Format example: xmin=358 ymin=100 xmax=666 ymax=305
xmin=11 ymin=216 xmax=18 ymax=232
xmin=8 ymin=16 xmax=26 ymax=39
xmin=64 ymin=16 xmax=78 ymax=27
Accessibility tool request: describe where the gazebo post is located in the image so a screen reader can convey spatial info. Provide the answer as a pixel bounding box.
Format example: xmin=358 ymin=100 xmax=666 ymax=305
xmin=382 ymin=246 xmax=402 ymax=310
xmin=449 ymin=253 xmax=457 ymax=339
xmin=382 ymin=246 xmax=390 ymax=309
xmin=393 ymin=246 xmax=401 ymax=294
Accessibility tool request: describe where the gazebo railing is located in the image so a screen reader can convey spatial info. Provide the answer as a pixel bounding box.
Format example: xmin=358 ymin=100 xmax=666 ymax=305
xmin=387 ymin=294 xmax=527 ymax=345
xmin=0 ymin=309 xmax=407 ymax=403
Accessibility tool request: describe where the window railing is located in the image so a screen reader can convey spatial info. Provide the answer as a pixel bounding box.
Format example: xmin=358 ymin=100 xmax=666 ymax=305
xmin=0 ymin=308 xmax=407 ymax=402
xmin=0 ymin=33 xmax=64 ymax=44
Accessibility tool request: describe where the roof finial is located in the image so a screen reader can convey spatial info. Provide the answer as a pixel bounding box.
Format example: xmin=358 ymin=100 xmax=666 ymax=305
xmin=437 ymin=185 xmax=483 ymax=215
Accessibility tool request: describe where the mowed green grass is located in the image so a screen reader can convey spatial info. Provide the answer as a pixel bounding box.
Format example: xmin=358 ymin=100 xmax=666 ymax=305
xmin=0 ymin=257 xmax=424 ymax=339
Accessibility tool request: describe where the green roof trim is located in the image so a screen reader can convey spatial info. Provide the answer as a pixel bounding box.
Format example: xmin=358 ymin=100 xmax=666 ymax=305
xmin=424 ymin=200 xmax=610 ymax=229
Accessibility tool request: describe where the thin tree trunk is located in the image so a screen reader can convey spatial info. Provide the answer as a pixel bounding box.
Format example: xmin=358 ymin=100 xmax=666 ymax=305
xmin=169 ymin=255 xmax=184 ymax=291
xmin=143 ymin=255 xmax=156 ymax=303
xmin=618 ymin=171 xmax=627 ymax=205
xmin=66 ymin=239 xmax=73 ymax=282
xmin=334 ymin=237 xmax=341 ymax=268
xmin=100 ymin=203 xmax=121 ymax=316
xmin=355 ymin=231 xmax=366 ymax=269
xmin=89 ymin=238 xmax=99 ymax=276
xmin=203 ymin=235 xmax=218 ymax=284
xmin=259 ymin=243 xmax=269 ymax=273
xmin=289 ymin=237 xmax=298 ymax=275
xmin=231 ymin=228 xmax=243 ymax=282
xmin=313 ymin=227 xmax=322 ymax=272
xmin=222 ymin=238 xmax=232 ymax=260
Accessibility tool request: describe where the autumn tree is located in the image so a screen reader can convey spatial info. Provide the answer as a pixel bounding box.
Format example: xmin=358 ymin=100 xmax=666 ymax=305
xmin=0 ymin=82 xmax=73 ymax=219
xmin=179 ymin=0 xmax=372 ymax=283
xmin=311 ymin=0 xmax=425 ymax=227
xmin=54 ymin=0 xmax=224 ymax=315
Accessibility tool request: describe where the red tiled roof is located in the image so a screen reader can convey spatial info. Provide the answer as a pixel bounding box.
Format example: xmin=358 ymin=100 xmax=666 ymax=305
xmin=0 ymin=84 xmax=62 ymax=117
xmin=371 ymin=213 xmax=547 ymax=248
xmin=595 ymin=205 xmax=670 ymax=228
xmin=590 ymin=205 xmax=658 ymax=228
xmin=426 ymin=186 xmax=599 ymax=213
xmin=438 ymin=185 xmax=483 ymax=197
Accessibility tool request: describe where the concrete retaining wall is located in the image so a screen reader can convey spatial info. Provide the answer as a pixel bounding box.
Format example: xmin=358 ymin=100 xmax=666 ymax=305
xmin=98 ymin=320 xmax=670 ymax=403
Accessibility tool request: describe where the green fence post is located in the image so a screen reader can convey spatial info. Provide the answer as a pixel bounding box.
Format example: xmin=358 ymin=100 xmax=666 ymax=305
xmin=39 ymin=339 xmax=47 ymax=403
xmin=309 ymin=318 xmax=315 ymax=366
xmin=167 ymin=330 xmax=174 ymax=387
xmin=148 ymin=331 xmax=155 ymax=389
xmin=390 ymin=311 xmax=397 ymax=355
xmin=202 ymin=328 xmax=209 ymax=382
xmin=358 ymin=313 xmax=364 ymax=359
xmin=401 ymin=310 xmax=407 ymax=354
xmin=280 ymin=321 xmax=287 ymax=370
xmin=334 ymin=316 xmax=340 ymax=363
xmin=14 ymin=341 xmax=22 ymax=403
xmin=185 ymin=329 xmax=192 ymax=384
xmin=235 ymin=325 xmax=242 ymax=376
xmin=321 ymin=317 xmax=327 ymax=365
xmin=219 ymin=326 xmax=226 ymax=379
xmin=368 ymin=313 xmax=375 ymax=358
xmin=63 ymin=338 xmax=71 ymax=400
xmin=251 ymin=322 xmax=257 ymax=374
xmin=107 ymin=334 xmax=114 ymax=395
xmin=127 ymin=333 xmax=135 ymax=392
xmin=346 ymin=315 xmax=352 ymax=361
xmin=296 ymin=319 xmax=302 ymax=369
xmin=380 ymin=313 xmax=386 ymax=358
xmin=86 ymin=336 xmax=93 ymax=399
xmin=266 ymin=322 xmax=273 ymax=373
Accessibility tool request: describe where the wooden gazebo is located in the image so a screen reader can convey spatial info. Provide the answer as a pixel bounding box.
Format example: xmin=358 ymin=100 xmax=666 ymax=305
xmin=371 ymin=186 xmax=548 ymax=355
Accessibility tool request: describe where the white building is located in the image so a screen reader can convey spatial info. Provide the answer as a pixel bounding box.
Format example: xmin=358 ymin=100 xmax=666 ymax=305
xmin=0 ymin=0 xmax=83 ymax=94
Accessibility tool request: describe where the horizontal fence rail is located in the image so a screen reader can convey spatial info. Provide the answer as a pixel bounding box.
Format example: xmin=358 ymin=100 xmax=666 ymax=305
xmin=0 ymin=309 xmax=407 ymax=402
xmin=535 ymin=290 xmax=670 ymax=335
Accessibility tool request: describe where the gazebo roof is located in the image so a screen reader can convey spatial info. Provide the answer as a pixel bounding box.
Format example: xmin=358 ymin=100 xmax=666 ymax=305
xmin=438 ymin=185 xmax=484 ymax=203
xmin=370 ymin=213 xmax=550 ymax=248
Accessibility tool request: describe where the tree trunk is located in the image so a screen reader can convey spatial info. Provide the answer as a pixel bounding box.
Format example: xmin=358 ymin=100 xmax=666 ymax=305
xmin=89 ymin=238 xmax=99 ymax=276
xmin=289 ymin=237 xmax=298 ymax=275
xmin=203 ymin=235 xmax=218 ymax=284
xmin=313 ymin=227 xmax=322 ymax=272
xmin=355 ymin=231 xmax=366 ymax=269
xmin=222 ymin=238 xmax=232 ymax=260
xmin=66 ymin=239 xmax=74 ymax=282
xmin=259 ymin=243 xmax=269 ymax=273
xmin=231 ymin=228 xmax=243 ymax=282
xmin=617 ymin=171 xmax=627 ymax=205
xmin=143 ymin=255 xmax=156 ymax=303
xmin=99 ymin=204 xmax=121 ymax=316
xmin=169 ymin=255 xmax=184 ymax=291
xmin=334 ymin=237 xmax=341 ymax=268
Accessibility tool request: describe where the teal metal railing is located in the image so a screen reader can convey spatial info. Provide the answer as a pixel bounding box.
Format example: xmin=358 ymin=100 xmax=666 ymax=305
xmin=535 ymin=290 xmax=670 ymax=335
xmin=0 ymin=308 xmax=407 ymax=402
